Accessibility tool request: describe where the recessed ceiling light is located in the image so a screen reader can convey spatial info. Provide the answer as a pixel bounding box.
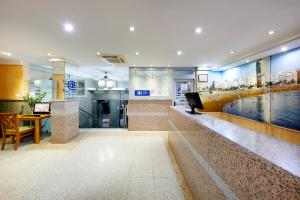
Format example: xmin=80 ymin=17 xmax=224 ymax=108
xmin=195 ymin=27 xmax=202 ymax=34
xmin=64 ymin=23 xmax=74 ymax=32
xmin=135 ymin=51 xmax=139 ymax=56
xmin=133 ymin=64 xmax=136 ymax=67
xmin=150 ymin=64 xmax=153 ymax=67
xmin=246 ymin=60 xmax=250 ymax=63
xmin=268 ymin=30 xmax=275 ymax=35
xmin=96 ymin=52 xmax=101 ymax=56
xmin=281 ymin=46 xmax=288 ymax=52
xmin=47 ymin=53 xmax=52 ymax=56
xmin=177 ymin=51 xmax=182 ymax=56
xmin=1 ymin=52 xmax=12 ymax=56
xmin=167 ymin=64 xmax=170 ymax=67
xmin=230 ymin=50 xmax=235 ymax=54
xmin=129 ymin=26 xmax=135 ymax=32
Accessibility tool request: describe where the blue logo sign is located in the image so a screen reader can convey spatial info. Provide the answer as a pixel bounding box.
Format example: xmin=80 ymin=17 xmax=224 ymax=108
xmin=67 ymin=80 xmax=76 ymax=90
xmin=135 ymin=90 xmax=150 ymax=96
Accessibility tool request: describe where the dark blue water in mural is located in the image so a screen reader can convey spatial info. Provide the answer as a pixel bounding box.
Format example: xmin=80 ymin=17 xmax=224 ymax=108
xmin=223 ymin=92 xmax=300 ymax=131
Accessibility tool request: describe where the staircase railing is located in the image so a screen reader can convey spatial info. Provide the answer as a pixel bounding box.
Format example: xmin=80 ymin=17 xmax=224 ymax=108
xmin=79 ymin=107 xmax=99 ymax=128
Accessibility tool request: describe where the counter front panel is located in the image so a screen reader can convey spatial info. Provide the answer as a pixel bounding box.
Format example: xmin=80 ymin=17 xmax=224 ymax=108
xmin=168 ymin=106 xmax=300 ymax=200
xmin=128 ymin=100 xmax=171 ymax=131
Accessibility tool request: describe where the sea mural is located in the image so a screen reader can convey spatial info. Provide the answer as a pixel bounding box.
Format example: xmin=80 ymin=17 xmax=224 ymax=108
xmin=197 ymin=47 xmax=300 ymax=131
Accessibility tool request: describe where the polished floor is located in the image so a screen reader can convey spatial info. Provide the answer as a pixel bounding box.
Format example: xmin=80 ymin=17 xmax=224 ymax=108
xmin=0 ymin=131 xmax=185 ymax=200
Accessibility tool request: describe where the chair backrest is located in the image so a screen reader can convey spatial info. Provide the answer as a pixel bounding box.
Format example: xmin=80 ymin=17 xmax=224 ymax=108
xmin=0 ymin=113 xmax=18 ymax=133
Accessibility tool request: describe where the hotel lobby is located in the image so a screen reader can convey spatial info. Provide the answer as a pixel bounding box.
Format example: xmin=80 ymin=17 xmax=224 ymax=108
xmin=0 ymin=0 xmax=300 ymax=199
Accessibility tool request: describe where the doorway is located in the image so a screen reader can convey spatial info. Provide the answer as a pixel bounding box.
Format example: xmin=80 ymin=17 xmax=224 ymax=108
xmin=97 ymin=99 xmax=128 ymax=128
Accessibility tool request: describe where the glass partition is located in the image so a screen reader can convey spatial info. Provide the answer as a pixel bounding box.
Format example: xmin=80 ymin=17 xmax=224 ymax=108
xmin=64 ymin=62 xmax=78 ymax=99
xmin=29 ymin=79 xmax=55 ymax=101
xmin=51 ymin=61 xmax=78 ymax=100
xmin=79 ymin=90 xmax=129 ymax=128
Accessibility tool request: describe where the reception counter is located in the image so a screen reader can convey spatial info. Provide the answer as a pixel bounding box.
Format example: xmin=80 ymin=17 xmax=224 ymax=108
xmin=128 ymin=100 xmax=172 ymax=131
xmin=168 ymin=106 xmax=300 ymax=200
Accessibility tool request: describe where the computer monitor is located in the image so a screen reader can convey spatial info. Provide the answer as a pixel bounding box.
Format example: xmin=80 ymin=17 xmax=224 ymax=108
xmin=184 ymin=92 xmax=204 ymax=114
xmin=33 ymin=102 xmax=51 ymax=114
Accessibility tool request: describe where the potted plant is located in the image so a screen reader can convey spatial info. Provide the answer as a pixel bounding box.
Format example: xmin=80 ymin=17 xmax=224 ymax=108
xmin=23 ymin=92 xmax=46 ymax=113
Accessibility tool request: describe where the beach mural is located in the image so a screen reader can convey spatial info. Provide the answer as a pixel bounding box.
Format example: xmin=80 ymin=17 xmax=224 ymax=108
xmin=197 ymin=47 xmax=300 ymax=131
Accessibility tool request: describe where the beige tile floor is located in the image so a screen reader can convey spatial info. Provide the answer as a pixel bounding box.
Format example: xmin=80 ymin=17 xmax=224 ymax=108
xmin=0 ymin=130 xmax=185 ymax=200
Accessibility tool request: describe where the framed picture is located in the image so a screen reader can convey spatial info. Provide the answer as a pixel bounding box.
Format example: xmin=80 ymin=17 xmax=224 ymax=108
xmin=198 ymin=74 xmax=208 ymax=82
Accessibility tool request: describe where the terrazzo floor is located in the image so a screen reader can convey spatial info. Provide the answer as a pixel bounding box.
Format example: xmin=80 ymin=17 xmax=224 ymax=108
xmin=0 ymin=130 xmax=185 ymax=200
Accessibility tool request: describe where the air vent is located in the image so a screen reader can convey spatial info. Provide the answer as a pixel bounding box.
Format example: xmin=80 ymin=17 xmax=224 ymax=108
xmin=97 ymin=54 xmax=125 ymax=64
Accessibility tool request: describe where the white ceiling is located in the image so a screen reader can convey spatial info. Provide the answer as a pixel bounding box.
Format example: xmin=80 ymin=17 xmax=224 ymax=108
xmin=1 ymin=0 xmax=300 ymax=70
xmin=79 ymin=66 xmax=129 ymax=81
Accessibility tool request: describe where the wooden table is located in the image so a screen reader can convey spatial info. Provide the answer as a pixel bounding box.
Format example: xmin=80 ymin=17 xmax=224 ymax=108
xmin=18 ymin=114 xmax=51 ymax=144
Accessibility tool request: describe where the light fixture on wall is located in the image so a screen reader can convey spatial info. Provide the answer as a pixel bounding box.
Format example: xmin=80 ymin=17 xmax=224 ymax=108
xmin=281 ymin=46 xmax=288 ymax=52
xmin=98 ymin=72 xmax=115 ymax=89
xmin=34 ymin=80 xmax=41 ymax=87
xmin=1 ymin=51 xmax=12 ymax=56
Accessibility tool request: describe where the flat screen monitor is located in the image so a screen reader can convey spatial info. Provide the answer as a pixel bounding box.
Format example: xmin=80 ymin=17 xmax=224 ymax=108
xmin=33 ymin=102 xmax=51 ymax=114
xmin=184 ymin=92 xmax=204 ymax=114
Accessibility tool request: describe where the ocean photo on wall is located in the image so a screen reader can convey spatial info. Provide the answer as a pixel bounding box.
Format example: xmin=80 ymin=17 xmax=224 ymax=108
xmin=197 ymin=47 xmax=300 ymax=131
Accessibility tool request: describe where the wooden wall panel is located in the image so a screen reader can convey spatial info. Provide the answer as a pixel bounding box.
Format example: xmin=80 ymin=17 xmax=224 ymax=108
xmin=207 ymin=112 xmax=300 ymax=145
xmin=52 ymin=74 xmax=64 ymax=100
xmin=0 ymin=65 xmax=27 ymax=100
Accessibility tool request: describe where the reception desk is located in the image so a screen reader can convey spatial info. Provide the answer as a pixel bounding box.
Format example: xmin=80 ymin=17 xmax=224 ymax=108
xmin=128 ymin=100 xmax=172 ymax=131
xmin=168 ymin=106 xmax=300 ymax=200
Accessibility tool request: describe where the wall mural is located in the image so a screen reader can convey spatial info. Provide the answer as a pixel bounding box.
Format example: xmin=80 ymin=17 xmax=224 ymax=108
xmin=197 ymin=47 xmax=300 ymax=131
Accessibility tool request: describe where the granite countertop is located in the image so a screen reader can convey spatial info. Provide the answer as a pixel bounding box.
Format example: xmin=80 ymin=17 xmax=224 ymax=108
xmin=170 ymin=106 xmax=300 ymax=178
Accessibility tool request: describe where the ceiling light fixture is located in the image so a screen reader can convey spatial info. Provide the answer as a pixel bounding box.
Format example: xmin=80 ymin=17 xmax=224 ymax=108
xmin=64 ymin=23 xmax=74 ymax=32
xmin=129 ymin=26 xmax=135 ymax=32
xmin=1 ymin=52 xmax=12 ymax=56
xmin=135 ymin=51 xmax=139 ymax=56
xmin=167 ymin=64 xmax=170 ymax=67
xmin=47 ymin=53 xmax=52 ymax=56
xmin=195 ymin=27 xmax=202 ymax=34
xmin=177 ymin=51 xmax=182 ymax=56
xmin=281 ymin=46 xmax=288 ymax=52
xmin=96 ymin=52 xmax=101 ymax=56
xmin=268 ymin=30 xmax=275 ymax=35
xmin=246 ymin=60 xmax=250 ymax=63
xmin=98 ymin=72 xmax=115 ymax=89
xmin=230 ymin=50 xmax=235 ymax=54
xmin=133 ymin=64 xmax=136 ymax=67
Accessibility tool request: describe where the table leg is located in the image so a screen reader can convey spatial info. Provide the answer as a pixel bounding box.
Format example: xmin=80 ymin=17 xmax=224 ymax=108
xmin=34 ymin=118 xmax=41 ymax=144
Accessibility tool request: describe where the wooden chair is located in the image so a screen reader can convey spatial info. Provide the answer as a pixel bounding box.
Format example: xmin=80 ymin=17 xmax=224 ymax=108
xmin=0 ymin=113 xmax=35 ymax=150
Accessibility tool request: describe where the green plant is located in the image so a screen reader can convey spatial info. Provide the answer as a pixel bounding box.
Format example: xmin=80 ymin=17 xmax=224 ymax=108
xmin=23 ymin=92 xmax=46 ymax=111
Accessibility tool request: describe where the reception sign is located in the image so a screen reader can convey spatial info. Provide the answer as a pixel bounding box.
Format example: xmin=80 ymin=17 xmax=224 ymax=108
xmin=134 ymin=90 xmax=150 ymax=96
